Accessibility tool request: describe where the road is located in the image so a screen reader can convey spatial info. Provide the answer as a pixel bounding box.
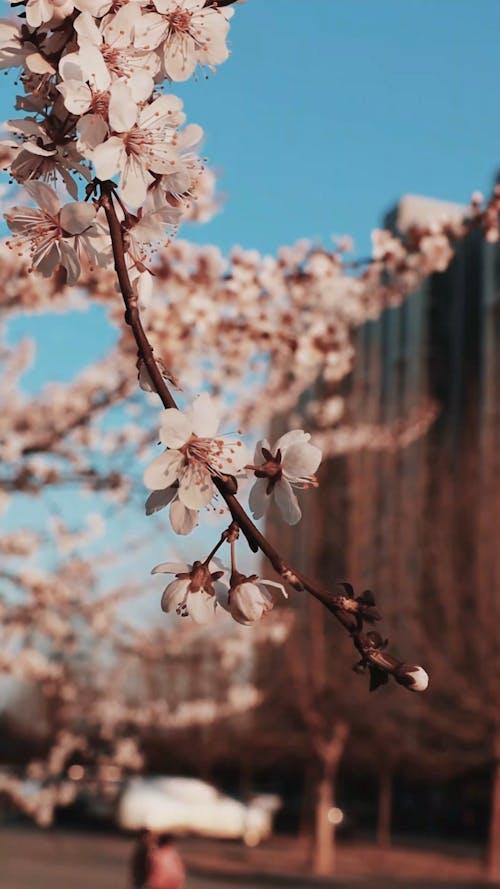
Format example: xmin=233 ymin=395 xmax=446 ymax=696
xmin=0 ymin=828 xmax=280 ymax=889
xmin=0 ymin=827 xmax=285 ymax=889
xmin=0 ymin=827 xmax=495 ymax=889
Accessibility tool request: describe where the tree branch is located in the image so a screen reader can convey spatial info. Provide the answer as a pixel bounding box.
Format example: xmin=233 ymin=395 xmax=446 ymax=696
xmin=101 ymin=185 xmax=425 ymax=692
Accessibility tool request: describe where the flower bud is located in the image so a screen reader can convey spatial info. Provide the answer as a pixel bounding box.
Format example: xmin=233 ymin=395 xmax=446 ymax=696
xmin=229 ymin=579 xmax=274 ymax=626
xmin=394 ymin=664 xmax=429 ymax=693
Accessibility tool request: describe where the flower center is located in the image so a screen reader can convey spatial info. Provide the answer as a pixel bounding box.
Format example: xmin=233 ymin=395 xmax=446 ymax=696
xmin=168 ymin=8 xmax=193 ymax=33
xmin=124 ymin=127 xmax=154 ymax=157
xmin=102 ymin=45 xmax=127 ymax=78
xmin=90 ymin=91 xmax=110 ymax=118
xmin=252 ymin=447 xmax=283 ymax=492
xmin=182 ymin=433 xmax=242 ymax=476
xmin=6 ymin=211 xmax=64 ymax=258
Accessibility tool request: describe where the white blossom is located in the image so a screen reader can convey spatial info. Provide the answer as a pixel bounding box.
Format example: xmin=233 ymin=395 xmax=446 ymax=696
xmin=144 ymin=392 xmax=249 ymax=514
xmin=225 ymin=574 xmax=287 ymax=626
xmin=0 ymin=19 xmax=54 ymax=73
xmin=91 ymin=83 xmax=185 ymax=207
xmin=249 ymin=430 xmax=322 ymax=525
xmin=5 ymin=182 xmax=102 ymax=284
xmin=61 ymin=7 xmax=158 ymax=95
xmin=5 ymin=118 xmax=89 ymax=199
xmin=23 ymin=0 xmax=74 ymax=29
xmin=151 ymin=558 xmax=225 ymax=623
xmin=135 ymin=0 xmax=233 ymax=82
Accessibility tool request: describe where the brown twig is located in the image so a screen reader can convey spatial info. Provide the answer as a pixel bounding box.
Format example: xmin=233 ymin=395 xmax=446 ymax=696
xmin=100 ymin=184 xmax=176 ymax=411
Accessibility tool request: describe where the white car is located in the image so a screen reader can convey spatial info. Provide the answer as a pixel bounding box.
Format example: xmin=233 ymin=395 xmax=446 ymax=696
xmin=118 ymin=776 xmax=280 ymax=846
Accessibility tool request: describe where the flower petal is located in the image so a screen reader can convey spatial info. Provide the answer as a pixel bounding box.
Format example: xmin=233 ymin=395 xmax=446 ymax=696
xmin=188 ymin=392 xmax=221 ymax=438
xmin=128 ymin=69 xmax=155 ymax=104
xmin=159 ymin=408 xmax=192 ymax=449
xmin=248 ymin=477 xmax=268 ymax=520
xmin=57 ymin=80 xmax=92 ymax=116
xmin=188 ymin=590 xmax=216 ymax=624
xmin=143 ymin=449 xmax=183 ymax=490
xmin=74 ymin=11 xmax=101 ymax=44
xmin=178 ymin=123 xmax=204 ymax=152
xmin=78 ymin=114 xmax=109 ymax=154
xmin=274 ymin=478 xmax=302 ymax=525
xmin=169 ymin=499 xmax=198 ymax=536
xmin=230 ymin=580 xmax=270 ymax=624
xmin=259 ymin=579 xmax=288 ymax=598
xmin=273 ymin=429 xmax=310 ymax=455
xmin=253 ymin=438 xmax=270 ymax=464
xmin=152 ymin=561 xmax=190 ymax=575
xmin=25 ymin=181 xmax=60 ymax=215
xmin=161 ymin=578 xmax=189 ymax=612
xmin=282 ymin=442 xmax=322 ymax=480
xmin=108 ymin=82 xmax=137 ymax=133
xmin=92 ymin=136 xmax=124 ymax=181
xmin=139 ymin=93 xmax=184 ymax=130
xmin=60 ymin=201 xmax=96 ymax=235
xmin=58 ymin=240 xmax=81 ymax=286
xmin=178 ymin=464 xmax=214 ymax=509
xmin=164 ymin=37 xmax=197 ymax=82
xmin=119 ymin=153 xmax=153 ymax=208
xmin=145 ymin=487 xmax=176 ymax=514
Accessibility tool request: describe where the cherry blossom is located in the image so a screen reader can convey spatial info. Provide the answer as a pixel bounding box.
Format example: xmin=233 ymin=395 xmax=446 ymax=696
xmin=23 ymin=0 xmax=74 ymax=29
xmin=91 ymin=84 xmax=185 ymax=207
xmin=144 ymin=392 xmax=249 ymax=513
xmin=135 ymin=0 xmax=233 ymax=82
xmin=147 ymin=122 xmax=205 ymax=211
xmin=248 ymin=430 xmax=322 ymax=525
xmin=124 ymin=203 xmax=183 ymax=272
xmin=224 ymin=573 xmax=287 ymax=626
xmin=5 ymin=182 xmax=103 ymax=285
xmin=0 ymin=19 xmax=54 ymax=73
xmin=62 ymin=7 xmax=158 ymax=95
xmin=5 ymin=118 xmax=89 ymax=199
xmin=151 ymin=558 xmax=225 ymax=623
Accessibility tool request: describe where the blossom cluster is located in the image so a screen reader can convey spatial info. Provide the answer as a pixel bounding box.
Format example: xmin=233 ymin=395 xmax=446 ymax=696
xmin=152 ymin=556 xmax=288 ymax=626
xmin=143 ymin=391 xmax=323 ymax=533
xmin=1 ymin=0 xmax=233 ymax=286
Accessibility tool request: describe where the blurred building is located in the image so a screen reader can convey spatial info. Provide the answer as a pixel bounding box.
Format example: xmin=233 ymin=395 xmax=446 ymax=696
xmin=277 ymin=194 xmax=499 ymax=651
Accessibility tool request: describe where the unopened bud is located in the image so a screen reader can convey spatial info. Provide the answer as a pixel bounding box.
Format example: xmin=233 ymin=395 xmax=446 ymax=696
xmin=395 ymin=664 xmax=429 ymax=693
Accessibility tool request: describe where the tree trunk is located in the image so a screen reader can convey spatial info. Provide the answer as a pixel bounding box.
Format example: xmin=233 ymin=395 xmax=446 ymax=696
xmin=298 ymin=757 xmax=315 ymax=839
xmin=311 ymin=722 xmax=349 ymax=876
xmin=312 ymin=765 xmax=336 ymax=875
xmin=487 ymin=733 xmax=500 ymax=882
xmin=376 ymin=764 xmax=393 ymax=848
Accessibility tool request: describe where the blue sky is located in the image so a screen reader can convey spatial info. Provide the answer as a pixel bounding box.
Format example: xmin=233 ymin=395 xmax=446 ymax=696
xmin=2 ymin=0 xmax=500 ymax=587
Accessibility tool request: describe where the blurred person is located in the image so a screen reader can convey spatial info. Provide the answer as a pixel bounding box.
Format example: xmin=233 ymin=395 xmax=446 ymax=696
xmin=130 ymin=828 xmax=153 ymax=889
xmin=147 ymin=833 xmax=185 ymax=889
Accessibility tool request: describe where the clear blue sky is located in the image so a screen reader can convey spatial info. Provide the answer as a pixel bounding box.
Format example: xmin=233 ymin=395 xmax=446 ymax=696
xmin=2 ymin=0 xmax=500 ymax=584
